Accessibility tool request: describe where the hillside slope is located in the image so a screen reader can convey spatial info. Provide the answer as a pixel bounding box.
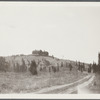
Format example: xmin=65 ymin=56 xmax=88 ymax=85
xmin=5 ymin=55 xmax=74 ymax=71
xmin=5 ymin=54 xmax=89 ymax=72
xmin=0 ymin=55 xmax=90 ymax=93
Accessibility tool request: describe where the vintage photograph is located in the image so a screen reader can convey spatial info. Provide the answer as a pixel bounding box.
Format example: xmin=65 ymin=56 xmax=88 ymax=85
xmin=0 ymin=2 xmax=100 ymax=97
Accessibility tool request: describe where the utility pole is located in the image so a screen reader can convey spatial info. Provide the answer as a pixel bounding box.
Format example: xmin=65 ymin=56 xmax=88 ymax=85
xmin=98 ymin=53 xmax=100 ymax=67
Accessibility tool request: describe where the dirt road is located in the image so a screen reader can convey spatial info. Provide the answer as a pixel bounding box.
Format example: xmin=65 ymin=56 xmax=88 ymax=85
xmin=33 ymin=74 xmax=95 ymax=94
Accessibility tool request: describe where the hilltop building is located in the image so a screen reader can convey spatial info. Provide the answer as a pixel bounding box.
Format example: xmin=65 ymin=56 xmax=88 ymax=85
xmin=32 ymin=50 xmax=49 ymax=56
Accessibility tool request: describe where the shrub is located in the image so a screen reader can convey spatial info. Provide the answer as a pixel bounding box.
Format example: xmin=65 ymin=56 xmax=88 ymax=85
xmin=16 ymin=62 xmax=20 ymax=72
xmin=61 ymin=62 xmax=63 ymax=67
xmin=27 ymin=60 xmax=30 ymax=66
xmin=29 ymin=60 xmax=37 ymax=75
xmin=20 ymin=58 xmax=27 ymax=72
xmin=52 ymin=66 xmax=56 ymax=73
xmin=69 ymin=64 xmax=72 ymax=71
xmin=0 ymin=57 xmax=9 ymax=72
xmin=66 ymin=62 xmax=68 ymax=67
xmin=57 ymin=66 xmax=59 ymax=72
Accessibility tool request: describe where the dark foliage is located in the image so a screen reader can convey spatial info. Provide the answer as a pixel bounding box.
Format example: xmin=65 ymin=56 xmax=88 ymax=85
xmin=82 ymin=63 xmax=85 ymax=71
xmin=57 ymin=66 xmax=59 ymax=72
xmin=52 ymin=66 xmax=56 ymax=73
xmin=52 ymin=55 xmax=54 ymax=59
xmin=20 ymin=58 xmax=27 ymax=72
xmin=78 ymin=61 xmax=81 ymax=71
xmin=29 ymin=60 xmax=37 ymax=75
xmin=0 ymin=57 xmax=9 ymax=72
xmin=76 ymin=61 xmax=77 ymax=66
xmin=14 ymin=59 xmax=27 ymax=72
xmin=16 ymin=62 xmax=20 ymax=72
xmin=92 ymin=63 xmax=97 ymax=73
xmin=69 ymin=64 xmax=72 ymax=71
xmin=61 ymin=62 xmax=63 ymax=67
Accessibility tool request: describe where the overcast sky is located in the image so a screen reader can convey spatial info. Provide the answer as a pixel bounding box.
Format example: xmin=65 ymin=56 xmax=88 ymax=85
xmin=0 ymin=2 xmax=100 ymax=64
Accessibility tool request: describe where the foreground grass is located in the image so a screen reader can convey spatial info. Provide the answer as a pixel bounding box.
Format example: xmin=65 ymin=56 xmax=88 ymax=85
xmin=88 ymin=72 xmax=100 ymax=94
xmin=0 ymin=67 xmax=87 ymax=93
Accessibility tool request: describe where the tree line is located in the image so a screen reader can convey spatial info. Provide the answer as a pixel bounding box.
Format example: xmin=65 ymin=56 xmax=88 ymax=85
xmin=0 ymin=55 xmax=100 ymax=75
xmin=13 ymin=58 xmax=27 ymax=72
xmin=0 ymin=56 xmax=73 ymax=75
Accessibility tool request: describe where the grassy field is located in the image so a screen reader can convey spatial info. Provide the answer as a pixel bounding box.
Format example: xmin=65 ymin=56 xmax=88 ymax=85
xmin=0 ymin=67 xmax=87 ymax=94
xmin=0 ymin=55 xmax=89 ymax=94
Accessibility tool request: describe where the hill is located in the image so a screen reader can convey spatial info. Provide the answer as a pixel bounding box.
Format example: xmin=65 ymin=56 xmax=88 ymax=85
xmin=5 ymin=55 xmax=71 ymax=71
xmin=5 ymin=54 xmax=89 ymax=72
xmin=0 ymin=54 xmax=90 ymax=93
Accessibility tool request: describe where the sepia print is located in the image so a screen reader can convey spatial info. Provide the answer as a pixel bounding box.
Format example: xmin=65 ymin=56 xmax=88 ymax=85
xmin=0 ymin=2 xmax=100 ymax=99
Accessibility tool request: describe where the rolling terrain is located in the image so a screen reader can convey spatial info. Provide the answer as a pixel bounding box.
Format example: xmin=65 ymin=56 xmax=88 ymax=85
xmin=0 ymin=54 xmax=89 ymax=93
